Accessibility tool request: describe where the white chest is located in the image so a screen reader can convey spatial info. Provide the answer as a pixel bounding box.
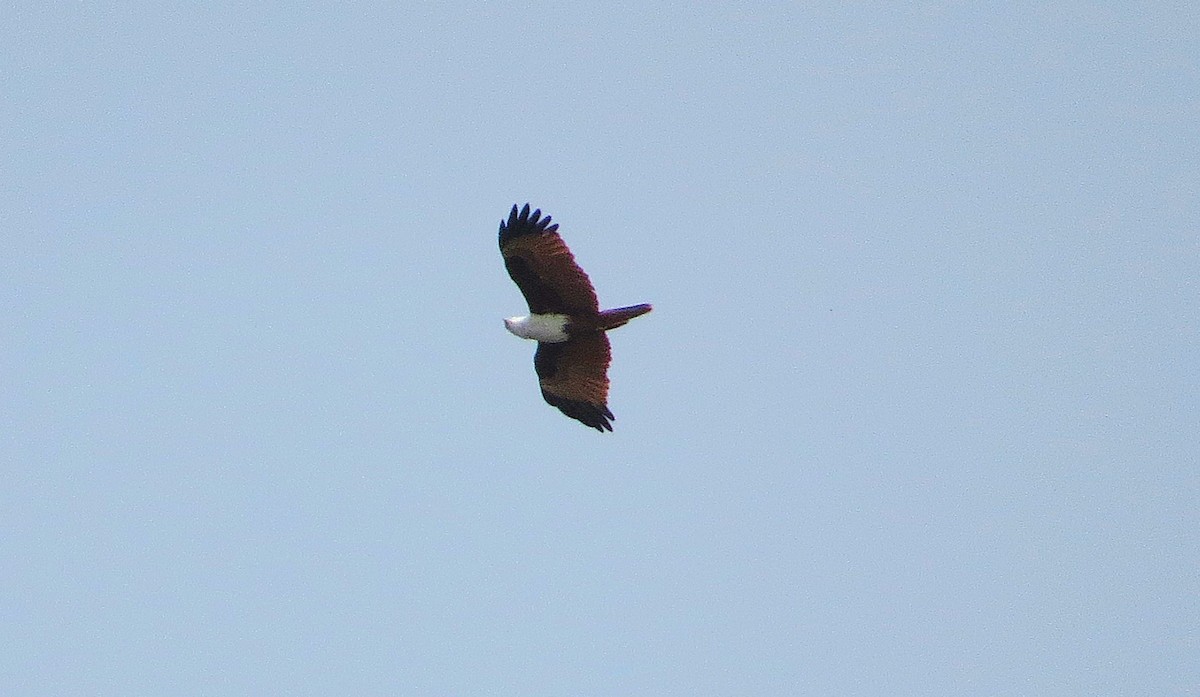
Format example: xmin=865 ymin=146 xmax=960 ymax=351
xmin=504 ymin=313 xmax=570 ymax=342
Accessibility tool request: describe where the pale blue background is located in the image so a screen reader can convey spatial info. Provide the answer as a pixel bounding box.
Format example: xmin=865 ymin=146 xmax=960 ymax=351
xmin=3 ymin=3 xmax=1197 ymax=695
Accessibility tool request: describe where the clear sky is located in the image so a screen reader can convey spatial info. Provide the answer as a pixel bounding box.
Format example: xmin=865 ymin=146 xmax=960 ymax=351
xmin=3 ymin=3 xmax=1196 ymax=695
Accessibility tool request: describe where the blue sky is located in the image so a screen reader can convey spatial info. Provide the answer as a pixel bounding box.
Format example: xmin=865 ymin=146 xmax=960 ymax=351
xmin=3 ymin=3 xmax=1197 ymax=695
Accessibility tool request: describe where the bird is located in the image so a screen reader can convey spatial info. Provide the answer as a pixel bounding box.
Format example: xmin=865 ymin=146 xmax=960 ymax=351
xmin=499 ymin=203 xmax=652 ymax=432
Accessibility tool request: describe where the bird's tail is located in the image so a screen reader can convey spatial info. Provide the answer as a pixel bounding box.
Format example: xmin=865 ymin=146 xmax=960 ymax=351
xmin=598 ymin=303 xmax=653 ymax=331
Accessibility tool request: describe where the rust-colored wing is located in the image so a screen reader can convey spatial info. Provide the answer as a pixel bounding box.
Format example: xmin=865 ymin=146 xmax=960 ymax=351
xmin=499 ymin=204 xmax=599 ymax=315
xmin=534 ymin=333 xmax=614 ymax=432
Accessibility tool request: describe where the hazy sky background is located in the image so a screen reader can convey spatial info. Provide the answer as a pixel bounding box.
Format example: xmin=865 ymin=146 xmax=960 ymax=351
xmin=3 ymin=3 xmax=1197 ymax=695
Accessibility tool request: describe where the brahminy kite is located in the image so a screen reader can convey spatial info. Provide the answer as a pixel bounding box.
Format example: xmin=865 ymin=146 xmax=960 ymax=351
xmin=499 ymin=203 xmax=651 ymax=432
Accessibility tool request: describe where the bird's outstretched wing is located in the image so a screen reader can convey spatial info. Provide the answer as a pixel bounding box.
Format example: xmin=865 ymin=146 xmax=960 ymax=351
xmin=534 ymin=333 xmax=614 ymax=432
xmin=499 ymin=203 xmax=599 ymax=315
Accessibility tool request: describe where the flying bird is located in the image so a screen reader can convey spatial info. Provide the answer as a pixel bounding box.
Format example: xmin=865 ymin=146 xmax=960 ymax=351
xmin=499 ymin=203 xmax=652 ymax=432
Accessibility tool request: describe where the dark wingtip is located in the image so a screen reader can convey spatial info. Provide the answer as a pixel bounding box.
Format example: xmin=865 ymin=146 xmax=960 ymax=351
xmin=500 ymin=204 xmax=517 ymax=234
xmin=543 ymin=392 xmax=615 ymax=432
xmin=499 ymin=203 xmax=560 ymax=244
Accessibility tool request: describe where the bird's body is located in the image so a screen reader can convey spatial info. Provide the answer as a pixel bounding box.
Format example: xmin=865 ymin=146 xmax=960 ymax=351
xmin=499 ymin=204 xmax=651 ymax=432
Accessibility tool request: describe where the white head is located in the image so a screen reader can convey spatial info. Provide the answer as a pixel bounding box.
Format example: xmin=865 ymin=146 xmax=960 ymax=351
xmin=502 ymin=313 xmax=571 ymax=342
